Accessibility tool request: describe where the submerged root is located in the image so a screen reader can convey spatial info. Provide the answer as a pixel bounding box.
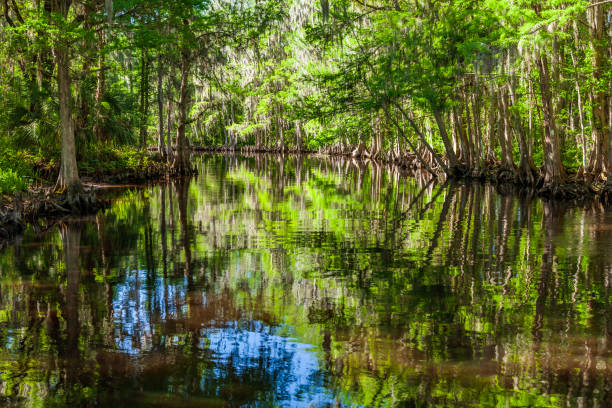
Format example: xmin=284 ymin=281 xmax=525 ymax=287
xmin=597 ymin=182 xmax=612 ymax=205
xmin=538 ymin=181 xmax=593 ymax=200
xmin=0 ymin=209 xmax=25 ymax=241
xmin=35 ymin=189 xmax=106 ymax=216
xmin=0 ymin=188 xmax=108 ymax=244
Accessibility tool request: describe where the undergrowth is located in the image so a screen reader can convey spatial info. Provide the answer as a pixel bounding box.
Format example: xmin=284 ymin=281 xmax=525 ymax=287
xmin=0 ymin=148 xmax=38 ymax=195
xmin=0 ymin=144 xmax=166 ymax=195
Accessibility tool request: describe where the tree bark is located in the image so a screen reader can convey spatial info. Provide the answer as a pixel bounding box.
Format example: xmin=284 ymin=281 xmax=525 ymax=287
xmin=139 ymin=48 xmax=150 ymax=148
xmin=451 ymin=107 xmax=471 ymax=167
xmin=570 ymin=45 xmax=587 ymax=169
xmin=537 ymin=53 xmax=566 ymax=186
xmin=157 ymin=51 xmax=165 ymax=157
xmin=172 ymin=31 xmax=192 ymax=174
xmin=94 ymin=31 xmax=106 ymax=143
xmin=587 ymin=1 xmax=611 ymax=181
xmin=508 ymin=82 xmax=537 ymax=185
xmin=165 ymin=63 xmax=174 ymax=161
xmin=54 ymin=44 xmax=81 ymax=192
xmin=470 ymin=85 xmax=483 ymax=170
xmin=74 ymin=3 xmax=93 ymax=138
xmin=497 ymin=88 xmax=515 ymax=170
xmin=433 ymin=107 xmax=458 ymax=170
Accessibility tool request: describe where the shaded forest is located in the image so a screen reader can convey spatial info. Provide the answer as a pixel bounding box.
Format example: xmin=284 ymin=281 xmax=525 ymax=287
xmin=1 ymin=0 xmax=612 ymax=197
xmin=3 ymin=3 xmax=612 ymax=407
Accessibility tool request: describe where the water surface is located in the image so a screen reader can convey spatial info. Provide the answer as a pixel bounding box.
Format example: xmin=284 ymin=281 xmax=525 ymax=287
xmin=0 ymin=154 xmax=611 ymax=407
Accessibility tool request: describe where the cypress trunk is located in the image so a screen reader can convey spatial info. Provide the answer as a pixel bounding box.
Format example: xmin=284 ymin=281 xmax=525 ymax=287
xmin=172 ymin=35 xmax=192 ymax=174
xmin=54 ymin=44 xmax=81 ymax=192
xmin=537 ymin=54 xmax=566 ymax=186
xmin=157 ymin=52 xmax=165 ymax=157
xmin=433 ymin=108 xmax=458 ymax=171
xmin=588 ymin=1 xmax=610 ymax=181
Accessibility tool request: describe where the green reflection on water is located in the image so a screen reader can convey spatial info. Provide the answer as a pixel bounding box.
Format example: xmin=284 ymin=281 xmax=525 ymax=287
xmin=0 ymin=154 xmax=611 ymax=407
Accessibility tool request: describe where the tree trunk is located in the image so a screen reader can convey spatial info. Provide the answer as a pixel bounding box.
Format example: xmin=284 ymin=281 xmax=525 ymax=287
xmin=172 ymin=35 xmax=192 ymax=174
xmin=452 ymin=105 xmax=471 ymax=167
xmin=383 ymin=105 xmax=439 ymax=175
xmin=74 ymin=3 xmax=94 ymax=138
xmin=588 ymin=1 xmax=610 ymax=181
xmin=470 ymin=86 xmax=483 ymax=170
xmin=433 ymin=107 xmax=458 ymax=170
xmin=54 ymin=44 xmax=81 ymax=192
xmin=537 ymin=53 xmax=566 ymax=186
xmin=393 ymin=102 xmax=447 ymax=173
xmin=508 ymin=82 xmax=537 ymax=185
xmin=139 ymin=48 xmax=150 ymax=148
xmin=165 ymin=65 xmax=174 ymax=161
xmin=570 ymin=45 xmax=587 ymax=169
xmin=497 ymin=88 xmax=515 ymax=170
xmin=157 ymin=51 xmax=165 ymax=157
xmin=94 ymin=31 xmax=106 ymax=143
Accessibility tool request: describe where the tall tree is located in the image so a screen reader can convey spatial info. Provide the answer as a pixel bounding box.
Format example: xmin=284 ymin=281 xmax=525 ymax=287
xmin=49 ymin=0 xmax=81 ymax=192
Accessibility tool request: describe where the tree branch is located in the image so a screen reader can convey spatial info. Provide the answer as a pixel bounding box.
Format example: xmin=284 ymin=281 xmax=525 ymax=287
xmin=3 ymin=0 xmax=16 ymax=27
xmin=587 ymin=0 xmax=612 ymax=8
xmin=9 ymin=0 xmax=23 ymax=24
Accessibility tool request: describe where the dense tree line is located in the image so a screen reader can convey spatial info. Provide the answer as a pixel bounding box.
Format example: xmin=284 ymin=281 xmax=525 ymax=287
xmin=2 ymin=1 xmax=612 ymax=196
xmin=199 ymin=0 xmax=612 ymax=195
xmin=0 ymin=0 xmax=281 ymax=196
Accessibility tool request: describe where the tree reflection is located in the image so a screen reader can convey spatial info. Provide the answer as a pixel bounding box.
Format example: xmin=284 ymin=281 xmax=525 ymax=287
xmin=0 ymin=155 xmax=611 ymax=407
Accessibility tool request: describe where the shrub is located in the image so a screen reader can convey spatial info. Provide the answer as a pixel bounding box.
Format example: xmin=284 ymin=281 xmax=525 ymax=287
xmin=0 ymin=169 xmax=29 ymax=195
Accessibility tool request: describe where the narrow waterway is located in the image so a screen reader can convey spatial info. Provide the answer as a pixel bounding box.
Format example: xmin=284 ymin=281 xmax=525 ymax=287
xmin=0 ymin=154 xmax=611 ymax=407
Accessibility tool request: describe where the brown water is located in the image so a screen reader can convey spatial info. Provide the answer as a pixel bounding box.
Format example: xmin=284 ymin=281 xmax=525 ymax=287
xmin=0 ymin=154 xmax=611 ymax=407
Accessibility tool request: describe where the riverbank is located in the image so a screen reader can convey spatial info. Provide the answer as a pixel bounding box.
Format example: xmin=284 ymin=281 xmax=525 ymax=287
xmin=0 ymin=189 xmax=104 ymax=245
xmin=2 ymin=147 xmax=608 ymax=248
xmin=0 ymin=147 xmax=170 ymax=246
xmin=314 ymin=143 xmax=604 ymax=202
xmin=192 ymin=145 xmax=316 ymax=154
xmin=193 ymin=145 xmax=601 ymax=202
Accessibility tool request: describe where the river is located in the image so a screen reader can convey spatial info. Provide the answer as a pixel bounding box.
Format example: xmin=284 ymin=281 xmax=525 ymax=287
xmin=0 ymin=154 xmax=610 ymax=407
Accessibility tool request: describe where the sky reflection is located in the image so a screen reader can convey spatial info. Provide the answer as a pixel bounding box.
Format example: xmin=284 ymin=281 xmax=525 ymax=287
xmin=1 ymin=155 xmax=611 ymax=407
xmin=112 ymin=269 xmax=358 ymax=407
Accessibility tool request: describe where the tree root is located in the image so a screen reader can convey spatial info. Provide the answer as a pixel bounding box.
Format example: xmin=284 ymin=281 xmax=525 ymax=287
xmin=0 ymin=188 xmax=108 ymax=244
xmin=597 ymin=183 xmax=612 ymax=205
xmin=194 ymin=145 xmax=316 ymax=155
xmin=538 ymin=181 xmax=593 ymax=201
xmin=0 ymin=211 xmax=25 ymax=241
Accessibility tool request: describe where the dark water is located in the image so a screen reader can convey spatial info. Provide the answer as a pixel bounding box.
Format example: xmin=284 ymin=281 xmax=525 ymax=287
xmin=1 ymin=155 xmax=611 ymax=407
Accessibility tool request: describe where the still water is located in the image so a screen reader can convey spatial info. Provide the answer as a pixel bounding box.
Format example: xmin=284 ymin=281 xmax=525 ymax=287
xmin=0 ymin=154 xmax=611 ymax=407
